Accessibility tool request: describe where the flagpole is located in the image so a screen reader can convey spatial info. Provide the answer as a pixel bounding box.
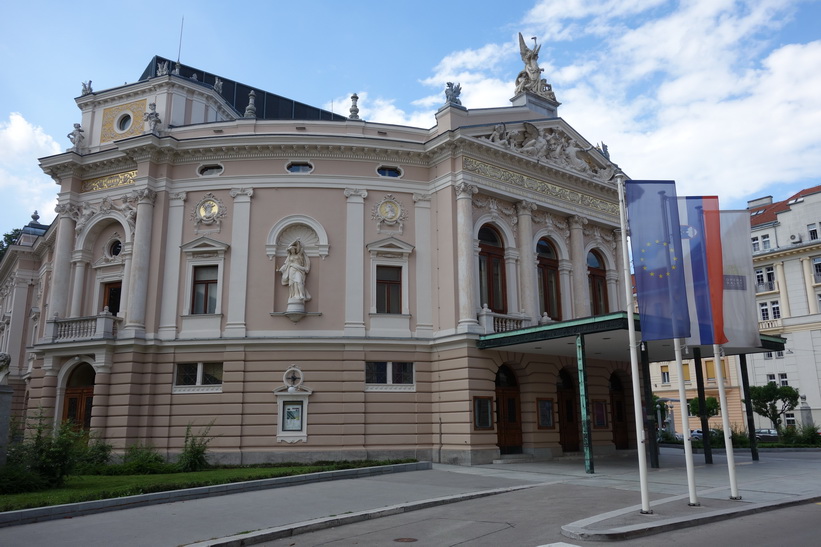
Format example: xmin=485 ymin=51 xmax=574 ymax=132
xmin=713 ymin=343 xmax=741 ymax=499
xmin=675 ymin=340 xmax=699 ymax=505
xmin=616 ymin=171 xmax=652 ymax=514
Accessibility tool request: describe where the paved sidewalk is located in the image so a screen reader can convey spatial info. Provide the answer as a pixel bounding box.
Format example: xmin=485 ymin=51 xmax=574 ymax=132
xmin=1 ymin=448 xmax=818 ymax=546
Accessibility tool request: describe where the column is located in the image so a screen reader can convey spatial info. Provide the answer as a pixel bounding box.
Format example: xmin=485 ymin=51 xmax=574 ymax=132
xmin=158 ymin=192 xmax=187 ymax=340
xmin=517 ymin=201 xmax=538 ymax=323
xmin=801 ymin=258 xmax=818 ymax=314
xmin=50 ymin=206 xmax=77 ymax=318
xmin=774 ymin=261 xmax=790 ymax=317
xmin=344 ymin=188 xmax=367 ymax=336
xmin=225 ymin=188 xmax=254 ymax=337
xmin=413 ymin=193 xmax=434 ymax=337
xmin=606 ymin=271 xmax=620 ymax=313
xmin=559 ymin=259 xmax=573 ymax=320
xmin=455 ymin=182 xmax=479 ymax=331
xmin=124 ymin=189 xmax=157 ymax=335
xmin=569 ymin=215 xmax=589 ymax=318
xmin=69 ymin=252 xmax=89 ymax=317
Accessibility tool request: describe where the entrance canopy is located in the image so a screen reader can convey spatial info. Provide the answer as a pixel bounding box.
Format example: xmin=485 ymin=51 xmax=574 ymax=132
xmin=477 ymin=311 xmax=784 ymax=361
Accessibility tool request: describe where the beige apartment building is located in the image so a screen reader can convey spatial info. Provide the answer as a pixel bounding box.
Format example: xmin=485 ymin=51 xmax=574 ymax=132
xmin=1 ymin=44 xmax=653 ymax=465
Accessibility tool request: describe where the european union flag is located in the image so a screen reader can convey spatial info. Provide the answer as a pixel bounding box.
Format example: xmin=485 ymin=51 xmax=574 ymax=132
xmin=625 ymin=180 xmax=691 ymax=341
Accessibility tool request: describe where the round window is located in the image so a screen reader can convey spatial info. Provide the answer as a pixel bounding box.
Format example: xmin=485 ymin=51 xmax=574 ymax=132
xmin=117 ymin=114 xmax=132 ymax=132
xmin=109 ymin=240 xmax=122 ymax=257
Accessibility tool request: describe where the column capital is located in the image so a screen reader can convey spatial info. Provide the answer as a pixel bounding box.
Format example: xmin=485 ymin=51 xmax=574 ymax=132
xmin=569 ymin=215 xmax=588 ymax=229
xmin=516 ymin=200 xmax=536 ymax=216
xmin=230 ymin=187 xmax=254 ymax=199
xmin=454 ymin=182 xmax=477 ymax=198
xmin=344 ymin=187 xmax=368 ymax=200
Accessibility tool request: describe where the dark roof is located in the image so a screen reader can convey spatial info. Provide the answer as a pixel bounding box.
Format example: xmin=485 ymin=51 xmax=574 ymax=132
xmin=749 ymin=185 xmax=821 ymax=227
xmin=140 ymin=56 xmax=348 ymax=123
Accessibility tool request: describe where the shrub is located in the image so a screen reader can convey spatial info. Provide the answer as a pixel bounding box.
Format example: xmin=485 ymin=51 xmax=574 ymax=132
xmin=0 ymin=464 xmax=49 ymax=494
xmin=177 ymin=422 xmax=215 ymax=472
xmin=5 ymin=413 xmax=86 ymax=488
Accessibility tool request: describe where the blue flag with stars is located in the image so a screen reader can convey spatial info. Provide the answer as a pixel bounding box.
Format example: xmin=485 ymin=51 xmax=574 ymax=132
xmin=625 ymin=180 xmax=691 ymax=341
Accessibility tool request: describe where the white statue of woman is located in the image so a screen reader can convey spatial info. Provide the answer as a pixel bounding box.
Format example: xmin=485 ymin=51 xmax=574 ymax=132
xmin=279 ymin=240 xmax=311 ymax=302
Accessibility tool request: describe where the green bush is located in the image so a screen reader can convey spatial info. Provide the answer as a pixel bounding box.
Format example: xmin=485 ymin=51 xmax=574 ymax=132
xmin=780 ymin=422 xmax=821 ymax=446
xmin=0 ymin=464 xmax=49 ymax=494
xmin=177 ymin=422 xmax=215 ymax=473
xmin=5 ymin=413 xmax=86 ymax=488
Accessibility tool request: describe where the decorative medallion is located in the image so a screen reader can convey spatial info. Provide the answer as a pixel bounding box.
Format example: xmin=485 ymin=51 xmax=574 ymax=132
xmin=191 ymin=193 xmax=227 ymax=234
xmin=372 ymin=194 xmax=407 ymax=234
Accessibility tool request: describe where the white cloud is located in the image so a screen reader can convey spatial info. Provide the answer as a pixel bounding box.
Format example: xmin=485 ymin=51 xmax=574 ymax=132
xmin=0 ymin=113 xmax=61 ymax=229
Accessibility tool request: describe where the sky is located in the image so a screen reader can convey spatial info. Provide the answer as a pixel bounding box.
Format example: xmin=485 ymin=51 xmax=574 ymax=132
xmin=1 ymin=0 xmax=820 ymax=233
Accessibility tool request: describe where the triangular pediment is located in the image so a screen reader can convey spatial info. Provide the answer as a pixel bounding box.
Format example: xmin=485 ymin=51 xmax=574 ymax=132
xmin=181 ymin=236 xmax=229 ymax=256
xmin=366 ymin=237 xmax=414 ymax=257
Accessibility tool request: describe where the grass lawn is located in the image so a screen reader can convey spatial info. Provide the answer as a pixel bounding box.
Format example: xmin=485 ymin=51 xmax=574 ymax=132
xmin=0 ymin=461 xmax=408 ymax=513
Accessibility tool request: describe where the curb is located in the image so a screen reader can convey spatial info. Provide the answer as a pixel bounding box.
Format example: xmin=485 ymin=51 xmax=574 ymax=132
xmin=185 ymin=484 xmax=539 ymax=547
xmin=562 ymin=493 xmax=821 ymax=541
xmin=0 ymin=461 xmax=432 ymax=528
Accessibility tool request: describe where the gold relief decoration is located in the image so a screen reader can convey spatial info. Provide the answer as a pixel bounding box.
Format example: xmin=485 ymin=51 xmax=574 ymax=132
xmin=101 ymin=99 xmax=147 ymax=143
xmin=190 ymin=192 xmax=227 ymax=234
xmin=463 ymin=157 xmax=618 ymax=218
xmin=371 ymin=194 xmax=407 ymax=234
xmin=81 ymin=170 xmax=137 ymax=193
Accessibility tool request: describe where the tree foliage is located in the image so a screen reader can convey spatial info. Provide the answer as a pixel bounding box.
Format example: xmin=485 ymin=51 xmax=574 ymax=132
xmin=688 ymin=396 xmax=720 ymax=418
xmin=0 ymin=228 xmax=22 ymax=261
xmin=747 ymin=382 xmax=800 ymax=431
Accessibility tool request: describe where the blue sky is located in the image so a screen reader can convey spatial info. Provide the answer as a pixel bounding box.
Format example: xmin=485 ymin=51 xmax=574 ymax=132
xmin=2 ymin=0 xmax=820 ymax=233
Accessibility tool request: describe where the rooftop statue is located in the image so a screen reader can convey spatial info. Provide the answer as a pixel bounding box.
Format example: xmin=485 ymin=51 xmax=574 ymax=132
xmin=514 ymin=33 xmax=557 ymax=101
xmin=445 ymin=82 xmax=462 ymax=106
xmin=81 ymin=81 xmax=93 ymax=95
xmin=67 ymin=123 xmax=85 ymax=150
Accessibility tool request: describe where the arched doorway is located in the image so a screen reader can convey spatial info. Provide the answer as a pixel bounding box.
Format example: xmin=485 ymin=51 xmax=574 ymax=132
xmin=557 ymin=368 xmax=579 ymax=452
xmin=495 ymin=365 xmax=522 ymax=454
xmin=610 ymin=372 xmax=630 ymax=449
xmin=63 ymin=363 xmax=95 ymax=430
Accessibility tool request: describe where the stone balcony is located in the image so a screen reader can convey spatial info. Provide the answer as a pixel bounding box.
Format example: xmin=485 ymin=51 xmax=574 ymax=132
xmin=42 ymin=310 xmax=122 ymax=343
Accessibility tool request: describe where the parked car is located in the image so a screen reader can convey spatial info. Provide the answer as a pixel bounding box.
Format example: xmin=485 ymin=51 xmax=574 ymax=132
xmin=690 ymin=429 xmax=718 ymax=440
xmin=755 ymin=428 xmax=779 ymax=441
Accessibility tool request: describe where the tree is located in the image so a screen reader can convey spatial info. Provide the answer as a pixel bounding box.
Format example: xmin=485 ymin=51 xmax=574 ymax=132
xmin=688 ymin=396 xmax=720 ymax=418
xmin=747 ymin=382 xmax=800 ymax=432
xmin=0 ymin=228 xmax=22 ymax=262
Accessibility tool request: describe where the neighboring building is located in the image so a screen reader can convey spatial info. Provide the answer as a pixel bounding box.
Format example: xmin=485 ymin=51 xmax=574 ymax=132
xmin=0 ymin=44 xmax=640 ymax=466
xmin=747 ymin=187 xmax=821 ymax=428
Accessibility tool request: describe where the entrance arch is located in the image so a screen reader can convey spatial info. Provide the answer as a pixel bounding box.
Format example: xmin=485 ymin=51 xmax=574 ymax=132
xmin=495 ymin=365 xmax=522 ymax=454
xmin=610 ymin=372 xmax=630 ymax=449
xmin=557 ymin=368 xmax=579 ymax=452
xmin=62 ymin=363 xmax=96 ymax=430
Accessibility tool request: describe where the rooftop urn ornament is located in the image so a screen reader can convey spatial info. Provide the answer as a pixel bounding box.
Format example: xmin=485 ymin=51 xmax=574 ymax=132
xmin=445 ymin=82 xmax=462 ymax=105
xmin=81 ymin=80 xmax=92 ymax=95
xmin=244 ymin=90 xmax=257 ymax=118
xmin=349 ymin=93 xmax=360 ymax=120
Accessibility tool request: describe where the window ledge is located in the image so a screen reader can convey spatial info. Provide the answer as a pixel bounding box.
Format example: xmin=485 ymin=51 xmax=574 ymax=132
xmin=365 ymin=384 xmax=416 ymax=392
xmin=173 ymin=385 xmax=222 ymax=394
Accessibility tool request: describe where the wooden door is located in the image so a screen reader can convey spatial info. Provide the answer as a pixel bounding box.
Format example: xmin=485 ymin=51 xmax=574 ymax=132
xmin=496 ymin=387 xmax=523 ymax=454
xmin=63 ymin=387 xmax=93 ymax=430
xmin=103 ymin=281 xmax=122 ymax=316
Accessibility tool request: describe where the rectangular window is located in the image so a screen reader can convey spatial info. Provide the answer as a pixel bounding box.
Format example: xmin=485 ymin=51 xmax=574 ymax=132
xmin=706 ymin=359 xmax=716 ymax=380
xmin=751 ymin=237 xmax=760 ymax=252
xmin=785 ymin=412 xmax=796 ymax=427
xmin=766 ymin=373 xmax=776 ymax=383
xmin=779 ymin=373 xmax=788 ymax=386
xmin=809 ymin=223 xmax=818 ymax=240
xmin=761 ymin=234 xmax=771 ymax=250
xmin=759 ymin=302 xmax=770 ymax=321
xmin=682 ymin=363 xmax=691 ymax=382
xmin=764 ymin=352 xmax=773 ymax=359
xmin=771 ymin=301 xmax=781 ymax=319
xmin=376 ymin=265 xmax=402 ymax=314
xmin=365 ymin=361 xmax=415 ymax=391
xmin=775 ymin=350 xmax=784 ymax=358
xmin=755 ymin=266 xmax=775 ymax=292
xmin=814 ymin=258 xmax=821 ymax=284
xmin=174 ymin=362 xmax=223 ymax=393
xmin=592 ymin=400 xmax=608 ymax=428
xmin=192 ymin=265 xmax=218 ymax=314
xmin=660 ymin=365 xmax=670 ymax=384
xmin=474 ymin=397 xmax=494 ymax=429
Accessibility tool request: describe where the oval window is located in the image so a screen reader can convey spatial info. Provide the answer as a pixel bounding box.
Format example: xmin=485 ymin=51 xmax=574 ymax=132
xmin=109 ymin=240 xmax=122 ymax=257
xmin=287 ymin=162 xmax=313 ymax=173
xmin=198 ymin=164 xmax=224 ymax=176
xmin=377 ymin=166 xmax=401 ymax=177
xmin=117 ymin=114 xmax=132 ymax=132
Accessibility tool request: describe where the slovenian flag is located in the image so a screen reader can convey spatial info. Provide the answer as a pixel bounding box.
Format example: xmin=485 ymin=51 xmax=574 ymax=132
xmin=678 ymin=196 xmax=728 ymax=345
xmin=625 ymin=180 xmax=691 ymax=341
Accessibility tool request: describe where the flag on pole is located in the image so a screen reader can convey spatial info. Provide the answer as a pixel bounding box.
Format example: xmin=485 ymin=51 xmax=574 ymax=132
xmin=625 ymin=180 xmax=691 ymax=341
xmin=678 ymin=196 xmax=727 ymax=345
xmin=719 ymin=210 xmax=761 ymax=348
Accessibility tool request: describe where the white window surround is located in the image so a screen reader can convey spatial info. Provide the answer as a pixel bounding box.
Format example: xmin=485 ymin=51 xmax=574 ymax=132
xmin=367 ymin=237 xmax=414 ymax=337
xmin=365 ymin=361 xmax=416 ymax=392
xmin=173 ymin=362 xmax=223 ymax=394
xmin=179 ymin=237 xmax=228 ymax=338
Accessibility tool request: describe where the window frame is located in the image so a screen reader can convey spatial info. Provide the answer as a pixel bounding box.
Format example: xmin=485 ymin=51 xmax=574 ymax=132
xmin=536 ymin=237 xmax=562 ymax=320
xmin=660 ymin=365 xmax=670 ymax=384
xmin=587 ymin=250 xmax=609 ymax=316
xmin=364 ymin=361 xmax=415 ymax=392
xmin=173 ymin=362 xmax=224 ymax=394
xmin=478 ymin=225 xmax=507 ymax=314
xmin=191 ymin=264 xmax=219 ymax=315
xmin=375 ymin=265 xmax=402 ymax=314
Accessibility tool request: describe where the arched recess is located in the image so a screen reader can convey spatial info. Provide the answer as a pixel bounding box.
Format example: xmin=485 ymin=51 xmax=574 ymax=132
xmin=557 ymin=368 xmax=580 ymax=452
xmin=536 ymin=237 xmax=562 ymax=320
xmin=587 ymin=249 xmax=609 ymax=316
xmin=495 ymin=365 xmax=522 ymax=455
xmin=610 ymin=370 xmax=631 ymax=449
xmin=266 ymin=215 xmax=329 ymax=259
xmin=75 ymin=211 xmax=133 ymax=252
xmin=56 ymin=357 xmax=98 ymax=431
xmin=473 ymin=216 xmax=518 ymax=316
xmin=73 ymin=213 xmax=132 ymax=317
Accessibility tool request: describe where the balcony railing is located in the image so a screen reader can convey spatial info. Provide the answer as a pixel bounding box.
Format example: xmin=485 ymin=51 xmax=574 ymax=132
xmin=759 ymin=318 xmax=782 ymax=331
xmin=755 ymin=281 xmax=776 ymax=293
xmin=43 ymin=310 xmax=122 ymax=343
xmin=478 ymin=305 xmax=527 ymax=333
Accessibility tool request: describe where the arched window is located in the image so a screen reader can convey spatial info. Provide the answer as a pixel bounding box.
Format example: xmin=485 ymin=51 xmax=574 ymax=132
xmin=587 ymin=250 xmax=608 ymax=316
xmin=478 ymin=225 xmax=506 ymax=313
xmin=537 ymin=238 xmax=561 ymax=320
